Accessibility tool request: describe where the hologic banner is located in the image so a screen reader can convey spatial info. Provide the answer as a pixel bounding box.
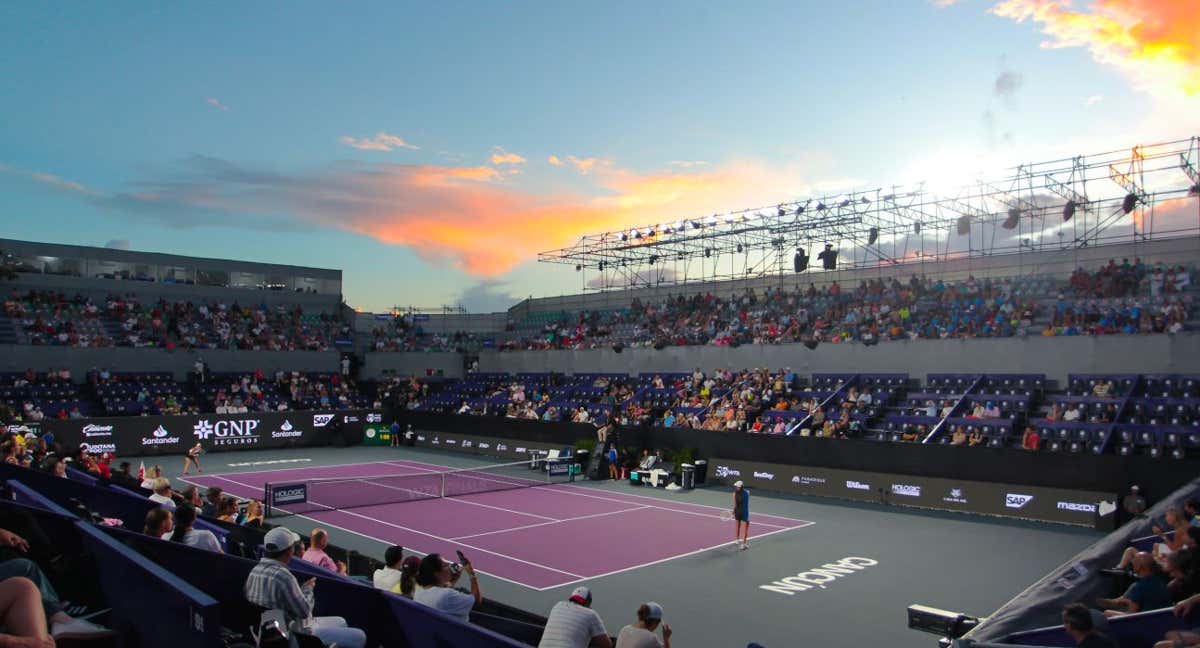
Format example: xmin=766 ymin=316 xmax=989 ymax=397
xmin=41 ymin=410 xmax=367 ymax=457
xmin=708 ymin=457 xmax=1117 ymax=529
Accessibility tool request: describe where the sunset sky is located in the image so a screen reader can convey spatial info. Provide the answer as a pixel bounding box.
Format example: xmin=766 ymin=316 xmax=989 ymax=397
xmin=2 ymin=1 xmax=1197 ymax=312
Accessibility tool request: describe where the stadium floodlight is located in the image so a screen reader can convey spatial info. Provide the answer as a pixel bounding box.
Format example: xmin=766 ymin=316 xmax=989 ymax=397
xmin=689 ymin=220 xmax=701 ymax=230
xmin=736 ymin=243 xmax=743 ymax=253
xmin=816 ymin=202 xmax=826 ymax=211
xmin=867 ymin=227 xmax=879 ymax=245
xmin=795 ymin=204 xmax=805 ymax=216
xmin=914 ymin=222 xmax=921 ymax=235
xmin=674 ymin=220 xmax=684 ymax=231
xmin=634 ymin=230 xmax=642 ymax=240
xmin=574 ymin=265 xmax=581 ymax=272
xmin=620 ymin=232 xmax=628 ymax=241
xmin=777 ymin=206 xmax=786 ymax=218
xmin=704 ymin=248 xmax=712 ymax=258
xmin=707 ymin=214 xmax=719 ymax=226
xmin=839 ymin=199 xmax=850 ymax=208
xmin=1063 ymin=200 xmax=1077 ymax=222
xmin=1122 ymin=192 xmax=1139 ymax=214
xmin=860 ymin=196 xmax=870 ymax=204
xmin=644 ymin=227 xmax=654 ymax=237
xmin=956 ymin=215 xmax=971 ymax=236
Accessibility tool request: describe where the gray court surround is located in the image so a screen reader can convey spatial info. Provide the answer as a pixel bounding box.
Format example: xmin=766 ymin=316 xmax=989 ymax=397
xmin=160 ymin=445 xmax=1100 ymax=648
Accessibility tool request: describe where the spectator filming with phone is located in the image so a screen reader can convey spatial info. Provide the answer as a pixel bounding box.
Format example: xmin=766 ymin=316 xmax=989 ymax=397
xmin=413 ymin=551 xmax=482 ymax=622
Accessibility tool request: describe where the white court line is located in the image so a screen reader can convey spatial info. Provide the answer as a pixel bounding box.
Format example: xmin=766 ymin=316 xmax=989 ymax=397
xmin=450 ymin=506 xmax=653 ymax=541
xmin=208 ymin=474 xmax=585 ymax=579
xmin=361 ymin=479 xmax=559 ymax=522
xmin=175 ymin=475 xmax=540 ymax=592
xmin=530 ymin=484 xmax=792 ymax=528
xmin=530 ymin=522 xmax=815 ymax=592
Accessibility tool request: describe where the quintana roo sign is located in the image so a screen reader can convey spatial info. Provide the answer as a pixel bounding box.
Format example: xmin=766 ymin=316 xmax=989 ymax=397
xmin=759 ymin=557 xmax=879 ymax=596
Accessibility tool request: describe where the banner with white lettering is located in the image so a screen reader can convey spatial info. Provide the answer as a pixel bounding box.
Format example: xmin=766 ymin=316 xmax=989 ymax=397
xmin=42 ymin=410 xmax=369 ymax=457
xmin=709 ymin=457 xmax=1116 ymax=528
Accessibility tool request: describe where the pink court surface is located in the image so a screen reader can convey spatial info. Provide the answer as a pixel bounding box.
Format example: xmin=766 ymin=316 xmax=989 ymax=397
xmin=182 ymin=456 xmax=813 ymax=590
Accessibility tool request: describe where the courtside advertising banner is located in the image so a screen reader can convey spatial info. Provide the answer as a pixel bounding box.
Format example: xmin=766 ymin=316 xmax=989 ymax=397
xmin=407 ymin=431 xmax=569 ymax=462
xmin=708 ymin=457 xmax=1117 ymax=528
xmin=42 ymin=410 xmax=368 ymax=457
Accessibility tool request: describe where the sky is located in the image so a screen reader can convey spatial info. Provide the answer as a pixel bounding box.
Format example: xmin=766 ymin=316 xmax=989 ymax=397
xmin=1 ymin=0 xmax=1198 ymax=313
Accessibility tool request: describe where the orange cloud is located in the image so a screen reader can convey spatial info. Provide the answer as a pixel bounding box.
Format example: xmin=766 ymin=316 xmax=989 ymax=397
xmin=988 ymin=0 xmax=1200 ymax=96
xmin=489 ymin=147 xmax=526 ymax=165
xmin=340 ymin=132 xmax=420 ymax=151
xmin=547 ymin=155 xmax=564 ymax=166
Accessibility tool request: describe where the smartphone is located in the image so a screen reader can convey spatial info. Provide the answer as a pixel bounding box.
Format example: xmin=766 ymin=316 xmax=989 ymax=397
xmin=456 ymin=550 xmax=470 ymax=566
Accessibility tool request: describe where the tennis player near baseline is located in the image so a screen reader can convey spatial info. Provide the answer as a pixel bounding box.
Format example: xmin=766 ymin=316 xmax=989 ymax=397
xmin=733 ymin=480 xmax=749 ymax=550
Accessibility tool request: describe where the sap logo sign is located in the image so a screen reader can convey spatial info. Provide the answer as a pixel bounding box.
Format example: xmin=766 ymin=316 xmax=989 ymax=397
xmin=890 ymin=484 xmax=921 ymax=497
xmin=845 ymin=480 xmax=870 ymax=491
xmin=312 ymin=414 xmax=335 ymax=428
xmin=416 ymin=435 xmax=427 ymax=442
xmin=478 ymin=443 xmax=491 ymax=449
xmin=1057 ymin=501 xmax=1097 ymax=513
xmin=759 ymin=557 xmax=879 ymax=596
xmin=715 ymin=466 xmax=741 ymax=478
xmin=753 ymin=471 xmax=775 ymax=481
xmin=1005 ymin=494 xmax=1034 ymax=509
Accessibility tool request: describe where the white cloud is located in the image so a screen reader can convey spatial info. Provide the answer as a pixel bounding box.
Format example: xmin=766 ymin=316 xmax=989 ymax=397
xmin=339 ymin=132 xmax=420 ymax=152
xmin=205 ymin=97 xmax=229 ymax=112
xmin=1085 ymin=94 xmax=1104 ymax=107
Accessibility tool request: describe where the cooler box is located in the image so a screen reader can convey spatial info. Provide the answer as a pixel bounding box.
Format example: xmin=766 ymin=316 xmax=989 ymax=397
xmin=693 ymin=459 xmax=708 ymax=485
xmin=680 ymin=464 xmax=696 ymax=490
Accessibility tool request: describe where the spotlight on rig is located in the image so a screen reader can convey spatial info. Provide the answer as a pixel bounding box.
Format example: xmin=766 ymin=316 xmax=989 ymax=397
xmin=1122 ymin=192 xmax=1139 ymax=214
xmin=867 ymin=227 xmax=879 ymax=245
xmin=736 ymin=243 xmax=744 ymax=253
xmin=574 ymin=265 xmax=582 ymax=272
xmin=620 ymin=232 xmax=628 ymax=242
xmin=913 ymin=222 xmax=922 ymax=235
xmin=1063 ymin=200 xmax=1077 ymax=222
xmin=816 ymin=202 xmax=826 ymax=212
xmin=704 ymin=248 xmax=712 ymax=258
xmin=956 ymin=215 xmax=971 ymax=236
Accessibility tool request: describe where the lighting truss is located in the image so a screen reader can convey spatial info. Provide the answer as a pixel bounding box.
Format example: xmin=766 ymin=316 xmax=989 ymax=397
xmin=538 ymin=136 xmax=1200 ymax=291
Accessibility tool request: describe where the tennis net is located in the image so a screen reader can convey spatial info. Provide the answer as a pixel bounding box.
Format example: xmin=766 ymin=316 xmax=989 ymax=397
xmin=265 ymin=457 xmax=576 ymax=516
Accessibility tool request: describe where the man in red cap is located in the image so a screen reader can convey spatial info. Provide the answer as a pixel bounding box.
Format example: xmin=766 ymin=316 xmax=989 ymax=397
xmin=538 ymin=586 xmax=611 ymax=648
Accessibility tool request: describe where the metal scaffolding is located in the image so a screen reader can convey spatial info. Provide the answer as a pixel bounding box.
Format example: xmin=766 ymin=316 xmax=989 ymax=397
xmin=538 ymin=136 xmax=1200 ymax=291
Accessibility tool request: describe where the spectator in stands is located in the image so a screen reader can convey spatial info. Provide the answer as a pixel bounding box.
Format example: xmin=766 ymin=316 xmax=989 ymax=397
xmin=982 ymin=401 xmax=1000 ymax=418
xmin=968 ymin=427 xmax=985 ymax=447
xmin=0 ymin=576 xmax=55 ymax=648
xmin=180 ymin=485 xmax=204 ymax=510
xmin=413 ymin=552 xmax=481 ymax=623
xmin=168 ymin=504 xmax=223 ymax=553
xmin=0 ymin=527 xmax=116 ymax=640
xmin=1063 ymin=404 xmax=1082 ymax=422
xmin=1124 ymin=486 xmax=1148 ymax=517
xmin=1046 ymin=403 xmax=1063 ymax=422
xmin=1062 ymin=603 xmax=1117 ymax=648
xmin=950 ymin=426 xmax=967 ymax=445
xmin=245 ymin=526 xmax=367 ymax=648
xmin=148 ymin=478 xmax=175 ymax=510
xmin=1116 ymin=509 xmax=1191 ymax=570
xmin=1093 ymin=380 xmax=1114 ymax=398
xmin=539 ymin=586 xmax=612 ymax=648
xmin=302 ymin=529 xmax=348 ymax=575
xmin=215 ymin=497 xmax=238 ymax=523
xmin=144 ymin=508 xmax=173 ymax=537
xmin=43 ymin=458 xmax=66 ymax=479
xmin=1161 ymin=588 xmax=1200 ymax=648
xmin=202 ymin=487 xmax=223 ymax=517
xmin=1186 ymin=500 xmax=1200 ymax=527
xmin=615 ymin=602 xmax=671 ymax=648
xmin=1098 ymin=551 xmax=1171 ymax=617
xmin=110 ymin=461 xmax=138 ymax=488
xmin=242 ymin=500 xmax=264 ymax=528
xmin=393 ymin=556 xmax=420 ymax=598
xmin=1164 ymin=549 xmax=1200 ymax=601
xmin=1021 ymin=426 xmax=1040 ymax=451
xmin=373 ymin=545 xmax=406 ymax=591
xmin=140 ymin=465 xmax=163 ymax=489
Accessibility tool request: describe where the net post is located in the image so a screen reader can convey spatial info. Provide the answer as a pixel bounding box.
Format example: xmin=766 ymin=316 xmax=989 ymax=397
xmin=440 ymin=473 xmax=445 ymax=499
xmin=264 ymin=482 xmax=272 ymax=518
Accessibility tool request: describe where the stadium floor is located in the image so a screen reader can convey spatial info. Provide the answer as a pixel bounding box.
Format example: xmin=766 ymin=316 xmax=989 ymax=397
xmin=164 ymin=445 xmax=1101 ymax=648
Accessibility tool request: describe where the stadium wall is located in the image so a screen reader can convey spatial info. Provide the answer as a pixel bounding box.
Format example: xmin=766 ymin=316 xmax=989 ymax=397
xmin=362 ymin=351 xmax=465 ymax=379
xmin=474 ymin=332 xmax=1200 ymax=384
xmin=0 ymin=345 xmax=340 ymax=379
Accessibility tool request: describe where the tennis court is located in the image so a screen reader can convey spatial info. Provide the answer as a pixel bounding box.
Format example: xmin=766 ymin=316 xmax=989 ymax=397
xmin=182 ymin=456 xmax=814 ymax=590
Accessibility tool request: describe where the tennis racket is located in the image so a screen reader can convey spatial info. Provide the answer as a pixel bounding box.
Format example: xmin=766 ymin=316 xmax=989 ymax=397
xmin=720 ymin=509 xmax=734 ymax=522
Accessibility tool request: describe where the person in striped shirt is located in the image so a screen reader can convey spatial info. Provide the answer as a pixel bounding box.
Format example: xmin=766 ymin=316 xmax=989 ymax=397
xmin=243 ymin=526 xmax=366 ymax=648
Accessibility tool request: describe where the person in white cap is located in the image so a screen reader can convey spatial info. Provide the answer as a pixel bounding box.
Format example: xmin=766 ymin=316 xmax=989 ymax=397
xmin=733 ymin=480 xmax=750 ymax=550
xmin=615 ymin=602 xmax=671 ymax=648
xmin=538 ymin=586 xmax=612 ymax=648
xmin=243 ymin=526 xmax=366 ymax=648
